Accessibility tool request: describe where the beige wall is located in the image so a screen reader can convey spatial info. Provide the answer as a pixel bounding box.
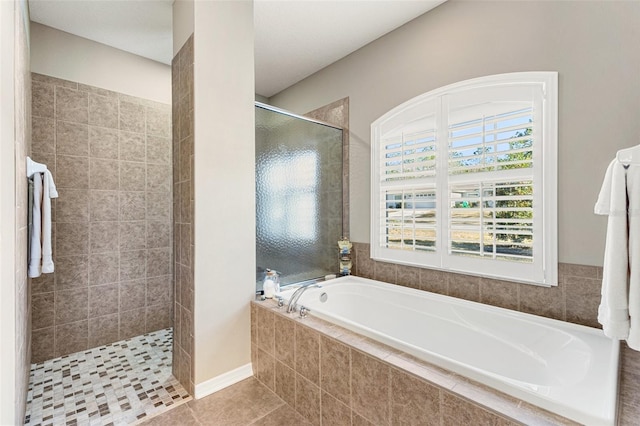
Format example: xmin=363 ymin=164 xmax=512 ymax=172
xmin=270 ymin=0 xmax=640 ymax=267
xmin=193 ymin=0 xmax=255 ymax=385
xmin=31 ymin=22 xmax=171 ymax=104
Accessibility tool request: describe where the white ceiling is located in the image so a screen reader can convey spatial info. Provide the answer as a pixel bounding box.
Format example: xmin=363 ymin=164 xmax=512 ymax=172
xmin=28 ymin=0 xmax=445 ymax=98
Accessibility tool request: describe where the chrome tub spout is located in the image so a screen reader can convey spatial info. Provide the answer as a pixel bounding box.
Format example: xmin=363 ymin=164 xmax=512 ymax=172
xmin=286 ymin=282 xmax=322 ymax=313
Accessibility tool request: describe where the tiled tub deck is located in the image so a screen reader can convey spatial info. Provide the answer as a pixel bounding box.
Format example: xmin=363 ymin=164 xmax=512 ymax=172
xmin=251 ymin=299 xmax=581 ymax=426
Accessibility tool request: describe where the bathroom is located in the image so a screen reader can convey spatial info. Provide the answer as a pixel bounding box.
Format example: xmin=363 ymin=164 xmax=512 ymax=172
xmin=2 ymin=0 xmax=640 ymax=425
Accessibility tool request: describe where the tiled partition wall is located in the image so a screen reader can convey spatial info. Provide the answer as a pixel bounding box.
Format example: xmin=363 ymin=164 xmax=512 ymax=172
xmin=351 ymin=242 xmax=640 ymax=425
xmin=251 ymin=301 xmax=574 ymax=425
xmin=29 ymin=73 xmax=173 ymax=363
xmin=172 ymin=35 xmax=195 ymax=395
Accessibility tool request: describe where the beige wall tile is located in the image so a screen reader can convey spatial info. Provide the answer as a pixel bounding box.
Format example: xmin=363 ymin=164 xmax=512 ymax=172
xmin=120 ymin=279 xmax=147 ymax=312
xmin=396 ymin=265 xmax=421 ymax=290
xmin=147 ymin=135 xmax=171 ymax=165
xmin=120 ymin=191 xmax=146 ymax=220
xmin=257 ymin=348 xmax=276 ymax=391
xmin=119 ymin=221 xmax=147 ymax=250
xmin=32 ymin=81 xmax=55 ymax=118
xmin=32 ymin=327 xmax=55 ymax=363
xmin=32 ymin=116 xmax=55 ymax=154
xmin=56 ymin=86 xmax=88 ymax=124
xmin=88 ymin=314 xmax=119 ymax=348
xmin=88 ymin=284 xmax=119 ymax=318
xmin=119 ymin=308 xmax=146 ymax=340
xmin=120 ymin=250 xmax=147 ymax=281
xmin=55 ymin=288 xmax=88 ymax=324
xmin=520 ymin=283 xmax=565 ymax=321
xmin=56 ymin=189 xmax=89 ymax=223
xmin=120 ymin=161 xmax=146 ymax=191
xmin=89 ymin=126 xmax=119 ymax=159
xmin=120 ymin=131 xmax=146 ymax=162
xmin=31 ymin=274 xmax=55 ymax=294
xmin=89 ymin=221 xmax=119 ymax=254
xmin=147 ymin=247 xmax=171 ymax=277
xmin=32 ymin=293 xmax=55 ymax=330
xmin=55 ymin=255 xmax=89 ymax=290
xmin=119 ymin=101 xmax=145 ymax=133
xmin=88 ymin=93 xmax=118 ymax=129
xmin=55 ymin=319 xmax=89 ymax=356
xmin=56 ymin=222 xmax=89 ymax=255
xmin=89 ymin=190 xmax=119 ymax=222
xmin=56 ymin=121 xmax=88 ymax=156
xmin=180 ymin=306 xmax=193 ymax=356
xmin=146 ymin=304 xmax=172 ymax=332
xmin=419 ymin=268 xmax=448 ymax=295
xmin=90 ymin=158 xmax=119 ymax=190
xmin=146 ymin=106 xmax=171 ymax=138
xmin=56 ymin=155 xmax=89 ymax=189
xmin=89 ymin=252 xmax=119 ymax=286
xmin=147 ymin=164 xmax=172 ymax=193
xmin=147 ymin=191 xmax=170 ymax=221
xmin=147 ymin=275 xmax=172 ymax=306
xmin=442 ymin=391 xmax=514 ymax=425
xmin=147 ymin=221 xmax=171 ymax=248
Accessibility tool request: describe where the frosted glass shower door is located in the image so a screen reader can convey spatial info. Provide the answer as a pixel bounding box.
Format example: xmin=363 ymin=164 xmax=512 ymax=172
xmin=256 ymin=105 xmax=343 ymax=289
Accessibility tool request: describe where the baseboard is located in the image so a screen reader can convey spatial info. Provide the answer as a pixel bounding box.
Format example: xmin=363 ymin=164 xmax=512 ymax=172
xmin=194 ymin=363 xmax=254 ymax=399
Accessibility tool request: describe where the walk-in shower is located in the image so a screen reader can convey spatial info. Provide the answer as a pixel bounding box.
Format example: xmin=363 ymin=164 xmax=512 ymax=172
xmin=255 ymin=103 xmax=344 ymax=289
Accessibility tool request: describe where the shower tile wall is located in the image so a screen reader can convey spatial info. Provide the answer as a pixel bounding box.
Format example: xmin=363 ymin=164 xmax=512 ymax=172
xmin=172 ymin=35 xmax=195 ymax=395
xmin=29 ymin=73 xmax=173 ymax=363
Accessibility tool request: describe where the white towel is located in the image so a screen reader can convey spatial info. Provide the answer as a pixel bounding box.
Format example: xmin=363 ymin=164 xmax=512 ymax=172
xmin=27 ymin=170 xmax=58 ymax=278
xmin=595 ymin=159 xmax=640 ymax=350
xmin=28 ymin=173 xmax=43 ymax=278
xmin=41 ymin=170 xmax=58 ymax=273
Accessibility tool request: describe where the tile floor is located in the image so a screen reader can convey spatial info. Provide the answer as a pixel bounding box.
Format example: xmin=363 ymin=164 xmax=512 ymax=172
xmin=140 ymin=377 xmax=311 ymax=426
xmin=24 ymin=328 xmax=190 ymax=426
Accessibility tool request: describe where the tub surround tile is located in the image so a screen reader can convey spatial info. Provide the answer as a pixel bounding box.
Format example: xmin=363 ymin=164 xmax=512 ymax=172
xmin=564 ymin=276 xmax=601 ymax=328
xmin=295 ymin=374 xmax=321 ymax=426
xmin=257 ymin=307 xmax=275 ymax=355
xmin=520 ymin=283 xmax=565 ymax=321
xmin=448 ymin=273 xmax=481 ymax=302
xmin=320 ymin=336 xmax=351 ymax=405
xmin=321 ymin=391 xmax=351 ymax=426
xmin=253 ymin=299 xmax=584 ymax=426
xmin=274 ymin=314 xmax=295 ymax=367
xmin=391 ymin=368 xmax=440 ymax=426
xmin=351 ymin=349 xmax=390 ymax=425
xmin=295 ymin=324 xmax=321 ymax=385
xmin=396 ymin=265 xmax=421 ymax=290
xmin=275 ymin=361 xmax=296 ymax=407
xmin=257 ymin=348 xmax=276 ymax=391
xmin=480 ymin=278 xmax=520 ymax=311
xmin=375 ymin=261 xmax=397 ymax=284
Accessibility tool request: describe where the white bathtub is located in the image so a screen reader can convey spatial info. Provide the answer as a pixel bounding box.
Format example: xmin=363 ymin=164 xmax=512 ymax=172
xmin=278 ymin=276 xmax=619 ymax=426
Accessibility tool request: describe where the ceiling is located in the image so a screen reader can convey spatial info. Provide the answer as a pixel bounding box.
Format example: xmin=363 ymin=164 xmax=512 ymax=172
xmin=29 ymin=0 xmax=445 ymax=98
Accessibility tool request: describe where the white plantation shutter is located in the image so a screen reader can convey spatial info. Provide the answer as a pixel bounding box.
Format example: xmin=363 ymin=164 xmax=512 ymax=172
xmin=371 ymin=72 xmax=558 ymax=286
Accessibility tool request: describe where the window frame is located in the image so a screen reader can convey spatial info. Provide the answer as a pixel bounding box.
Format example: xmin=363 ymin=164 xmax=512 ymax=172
xmin=370 ymin=72 xmax=558 ymax=286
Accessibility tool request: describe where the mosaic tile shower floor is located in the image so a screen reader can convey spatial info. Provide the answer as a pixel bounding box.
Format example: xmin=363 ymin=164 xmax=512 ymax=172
xmin=24 ymin=328 xmax=191 ymax=426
